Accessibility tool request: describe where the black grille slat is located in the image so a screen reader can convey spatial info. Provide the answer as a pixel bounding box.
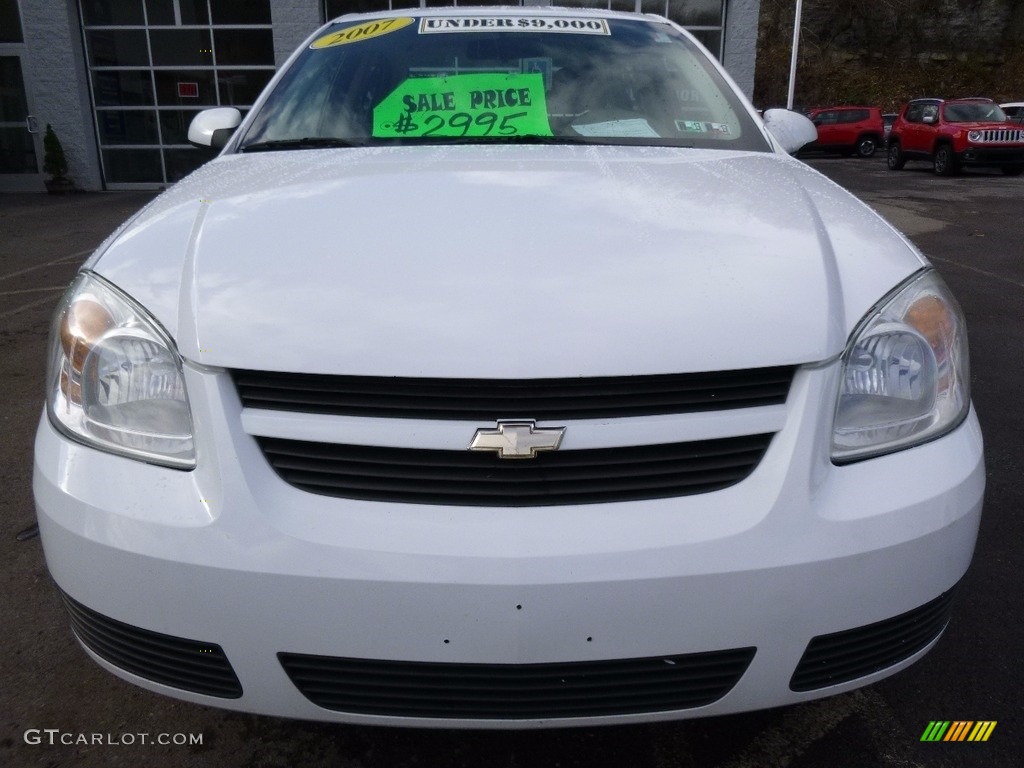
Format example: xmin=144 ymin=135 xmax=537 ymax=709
xmin=797 ymin=599 xmax=952 ymax=663
xmin=257 ymin=435 xmax=772 ymax=506
xmin=60 ymin=592 xmax=243 ymax=699
xmin=265 ymin=444 xmax=765 ymax=481
xmin=790 ymin=585 xmax=958 ymax=692
xmin=279 ymin=648 xmax=755 ymax=719
xmin=234 ymin=367 xmax=794 ymax=420
xmin=284 ymin=466 xmax=750 ymax=497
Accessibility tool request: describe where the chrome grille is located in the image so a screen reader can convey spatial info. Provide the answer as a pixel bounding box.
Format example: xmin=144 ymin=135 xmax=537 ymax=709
xmin=978 ymin=128 xmax=1024 ymax=143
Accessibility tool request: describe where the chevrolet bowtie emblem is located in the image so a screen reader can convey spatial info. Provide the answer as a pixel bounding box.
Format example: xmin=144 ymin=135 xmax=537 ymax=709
xmin=469 ymin=421 xmax=566 ymax=459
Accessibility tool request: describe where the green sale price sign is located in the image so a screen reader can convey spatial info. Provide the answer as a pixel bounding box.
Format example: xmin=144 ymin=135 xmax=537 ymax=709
xmin=373 ymin=73 xmax=552 ymax=139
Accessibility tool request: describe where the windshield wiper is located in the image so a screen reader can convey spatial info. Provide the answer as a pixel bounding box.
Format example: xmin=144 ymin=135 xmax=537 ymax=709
xmin=239 ymin=137 xmax=363 ymax=152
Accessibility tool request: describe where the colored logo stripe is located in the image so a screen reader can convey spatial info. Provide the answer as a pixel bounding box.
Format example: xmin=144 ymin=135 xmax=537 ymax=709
xmin=945 ymin=721 xmax=973 ymax=741
xmin=968 ymin=722 xmax=997 ymax=742
xmin=921 ymin=721 xmax=950 ymax=741
xmin=920 ymin=721 xmax=996 ymax=742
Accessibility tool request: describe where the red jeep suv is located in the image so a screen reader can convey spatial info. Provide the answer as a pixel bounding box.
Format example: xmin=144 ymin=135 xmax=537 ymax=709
xmin=803 ymin=106 xmax=885 ymax=157
xmin=887 ymin=98 xmax=1024 ymax=176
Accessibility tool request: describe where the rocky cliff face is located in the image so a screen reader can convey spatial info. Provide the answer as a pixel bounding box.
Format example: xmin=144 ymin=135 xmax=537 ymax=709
xmin=755 ymin=0 xmax=1024 ymax=110
xmin=799 ymin=0 xmax=1024 ymax=51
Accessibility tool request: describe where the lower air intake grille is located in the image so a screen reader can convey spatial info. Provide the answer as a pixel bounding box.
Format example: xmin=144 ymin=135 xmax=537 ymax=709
xmin=257 ymin=433 xmax=773 ymax=506
xmin=59 ymin=591 xmax=242 ymax=698
xmin=789 ymin=584 xmax=959 ymax=692
xmin=278 ymin=648 xmax=756 ymax=719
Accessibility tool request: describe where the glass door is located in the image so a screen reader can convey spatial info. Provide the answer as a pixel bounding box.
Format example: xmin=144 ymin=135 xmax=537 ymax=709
xmin=0 ymin=1 xmax=43 ymax=191
xmin=80 ymin=0 xmax=277 ymax=189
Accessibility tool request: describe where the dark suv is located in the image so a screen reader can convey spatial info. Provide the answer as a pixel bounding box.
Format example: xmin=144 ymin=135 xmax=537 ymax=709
xmin=803 ymin=106 xmax=885 ymax=157
xmin=887 ymin=98 xmax=1024 ymax=176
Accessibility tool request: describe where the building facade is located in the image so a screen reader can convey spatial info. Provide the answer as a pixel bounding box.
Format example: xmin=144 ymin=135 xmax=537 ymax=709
xmin=1 ymin=0 xmax=761 ymax=191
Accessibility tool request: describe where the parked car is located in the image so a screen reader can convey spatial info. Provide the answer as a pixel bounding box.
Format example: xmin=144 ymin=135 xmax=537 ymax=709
xmin=802 ymin=105 xmax=885 ymax=157
xmin=1000 ymin=101 xmax=1024 ymax=125
xmin=35 ymin=6 xmax=983 ymax=728
xmin=888 ymin=97 xmax=1024 ymax=175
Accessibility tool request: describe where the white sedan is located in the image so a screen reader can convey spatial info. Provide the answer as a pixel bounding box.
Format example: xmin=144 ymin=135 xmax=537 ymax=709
xmin=35 ymin=6 xmax=983 ymax=728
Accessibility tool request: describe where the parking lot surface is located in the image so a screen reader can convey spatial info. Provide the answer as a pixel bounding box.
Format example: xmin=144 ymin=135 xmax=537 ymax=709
xmin=1 ymin=156 xmax=1020 ymax=767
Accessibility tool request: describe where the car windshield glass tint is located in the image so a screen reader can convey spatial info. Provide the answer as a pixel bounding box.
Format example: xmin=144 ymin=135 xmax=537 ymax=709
xmin=943 ymin=103 xmax=1007 ymax=123
xmin=240 ymin=14 xmax=768 ymax=151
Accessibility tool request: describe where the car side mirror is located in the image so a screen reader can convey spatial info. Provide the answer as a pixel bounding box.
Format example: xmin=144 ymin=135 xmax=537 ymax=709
xmin=762 ymin=109 xmax=818 ymax=154
xmin=188 ymin=108 xmax=242 ymax=149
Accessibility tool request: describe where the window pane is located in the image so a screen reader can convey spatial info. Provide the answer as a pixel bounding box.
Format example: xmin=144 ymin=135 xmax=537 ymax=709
xmin=144 ymin=0 xmax=175 ymax=25
xmin=144 ymin=0 xmax=210 ymax=25
xmin=326 ymin=0 xmax=393 ymax=17
xmin=150 ymin=29 xmax=214 ymax=66
xmin=217 ymin=69 xmax=273 ymax=106
xmin=86 ymin=30 xmax=149 ymax=66
xmin=0 ymin=127 xmax=37 ymax=173
xmin=158 ymin=108 xmax=202 ymax=144
xmin=209 ymin=0 xmax=271 ymax=25
xmin=668 ymin=0 xmax=723 ymax=27
xmin=92 ymin=70 xmax=155 ymax=106
xmin=81 ymin=0 xmax=145 ymax=26
xmin=97 ymin=109 xmax=159 ymax=144
xmin=180 ymin=0 xmax=210 ymax=24
xmin=687 ymin=28 xmax=721 ymax=58
xmin=102 ymin=148 xmax=162 ymax=182
xmin=154 ymin=70 xmax=217 ymax=105
xmin=164 ymin=147 xmax=216 ymax=182
xmin=213 ymin=29 xmax=274 ymax=66
xmin=0 ymin=0 xmax=23 ymax=43
xmin=0 ymin=57 xmax=29 ymax=118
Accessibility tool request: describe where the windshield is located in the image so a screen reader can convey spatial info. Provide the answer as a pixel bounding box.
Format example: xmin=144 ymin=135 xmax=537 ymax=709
xmin=239 ymin=12 xmax=768 ymax=152
xmin=943 ymin=102 xmax=1007 ymax=123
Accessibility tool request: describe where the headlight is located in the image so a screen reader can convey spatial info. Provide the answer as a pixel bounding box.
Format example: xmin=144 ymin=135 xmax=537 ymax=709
xmin=967 ymin=130 xmax=982 ymax=142
xmin=46 ymin=272 xmax=195 ymax=469
xmin=832 ymin=269 xmax=969 ymax=463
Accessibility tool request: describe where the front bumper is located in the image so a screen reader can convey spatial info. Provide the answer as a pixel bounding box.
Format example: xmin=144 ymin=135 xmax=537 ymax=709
xmin=958 ymin=145 xmax=1024 ymax=166
xmin=34 ymin=363 xmax=985 ymax=728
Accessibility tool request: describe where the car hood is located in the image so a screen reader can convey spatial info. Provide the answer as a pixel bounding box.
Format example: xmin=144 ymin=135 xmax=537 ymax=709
xmin=90 ymin=146 xmax=926 ymax=378
xmin=952 ymin=121 xmax=1024 ymax=131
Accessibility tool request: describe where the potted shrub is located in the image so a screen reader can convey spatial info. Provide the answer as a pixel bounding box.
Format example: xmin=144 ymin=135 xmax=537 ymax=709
xmin=43 ymin=124 xmax=75 ymax=193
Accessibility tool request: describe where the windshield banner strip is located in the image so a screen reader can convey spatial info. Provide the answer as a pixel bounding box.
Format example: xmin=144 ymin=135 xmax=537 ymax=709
xmin=419 ymin=17 xmax=611 ymax=35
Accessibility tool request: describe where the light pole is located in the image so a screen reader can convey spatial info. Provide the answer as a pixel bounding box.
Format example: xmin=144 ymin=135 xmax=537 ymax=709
xmin=787 ymin=0 xmax=804 ymax=110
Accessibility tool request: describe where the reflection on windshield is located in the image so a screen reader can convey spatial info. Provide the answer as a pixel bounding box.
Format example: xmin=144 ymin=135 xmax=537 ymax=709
xmin=943 ymin=103 xmax=1007 ymax=123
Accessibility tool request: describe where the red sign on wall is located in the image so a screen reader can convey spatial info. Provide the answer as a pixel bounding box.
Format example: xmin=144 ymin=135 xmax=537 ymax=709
xmin=178 ymin=82 xmax=199 ymax=98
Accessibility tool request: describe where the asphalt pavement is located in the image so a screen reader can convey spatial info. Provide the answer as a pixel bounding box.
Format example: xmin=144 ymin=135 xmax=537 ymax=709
xmin=1 ymin=157 xmax=1021 ymax=767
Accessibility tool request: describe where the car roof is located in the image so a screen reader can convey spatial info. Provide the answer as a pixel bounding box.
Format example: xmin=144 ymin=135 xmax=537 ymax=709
xmin=907 ymin=97 xmax=998 ymax=106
